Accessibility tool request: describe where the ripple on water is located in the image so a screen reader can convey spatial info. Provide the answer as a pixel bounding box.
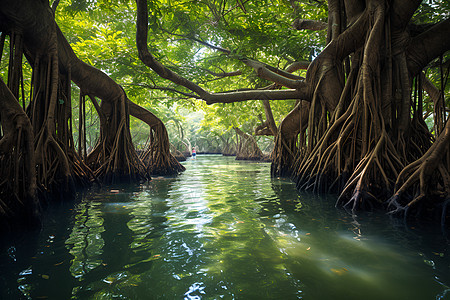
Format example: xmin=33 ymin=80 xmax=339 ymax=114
xmin=1 ymin=156 xmax=449 ymax=300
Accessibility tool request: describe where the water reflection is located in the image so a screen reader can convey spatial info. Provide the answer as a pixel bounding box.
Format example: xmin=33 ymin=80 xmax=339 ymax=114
xmin=1 ymin=155 xmax=449 ymax=299
xmin=66 ymin=201 xmax=105 ymax=279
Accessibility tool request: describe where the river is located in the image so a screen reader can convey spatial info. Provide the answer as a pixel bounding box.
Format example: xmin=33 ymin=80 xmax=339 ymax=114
xmin=1 ymin=155 xmax=449 ymax=299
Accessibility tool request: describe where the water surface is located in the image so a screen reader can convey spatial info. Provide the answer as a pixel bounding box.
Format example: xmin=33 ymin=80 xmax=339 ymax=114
xmin=1 ymin=155 xmax=449 ymax=299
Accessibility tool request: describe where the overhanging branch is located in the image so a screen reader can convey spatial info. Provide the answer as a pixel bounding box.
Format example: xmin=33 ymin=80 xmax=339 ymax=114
xmin=136 ymin=0 xmax=310 ymax=104
xmin=406 ymin=18 xmax=450 ymax=76
xmin=123 ymin=83 xmax=201 ymax=99
xmin=205 ymin=88 xmax=307 ymax=104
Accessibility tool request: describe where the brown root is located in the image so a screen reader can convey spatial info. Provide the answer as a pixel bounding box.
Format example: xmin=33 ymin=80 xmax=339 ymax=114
xmin=234 ymin=127 xmax=267 ymax=161
xmin=128 ymin=100 xmax=185 ymax=176
xmin=140 ymin=122 xmax=186 ymax=175
xmin=388 ymin=120 xmax=450 ymax=215
xmin=271 ymin=101 xmax=309 ymax=176
xmin=87 ymin=93 xmax=148 ymax=182
xmin=0 ymin=77 xmax=41 ymax=231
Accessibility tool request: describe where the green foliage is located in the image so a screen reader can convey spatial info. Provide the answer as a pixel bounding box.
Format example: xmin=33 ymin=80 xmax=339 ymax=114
xmin=52 ymin=0 xmax=322 ymax=152
xmin=52 ymin=0 xmax=447 ymax=154
xmin=413 ymin=0 xmax=450 ymax=23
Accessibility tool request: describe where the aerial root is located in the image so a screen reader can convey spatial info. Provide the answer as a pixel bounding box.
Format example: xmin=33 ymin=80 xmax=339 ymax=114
xmin=140 ymin=124 xmax=185 ymax=176
xmin=341 ymin=179 xmax=377 ymax=212
xmin=271 ymin=132 xmax=298 ymax=177
xmin=90 ymin=119 xmax=148 ymax=182
xmin=389 ymin=116 xmax=449 ymax=219
xmin=294 ymin=94 xmax=358 ymax=193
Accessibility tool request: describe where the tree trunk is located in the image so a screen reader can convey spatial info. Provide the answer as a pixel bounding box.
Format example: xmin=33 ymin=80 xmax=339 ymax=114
xmin=0 ymin=0 xmax=185 ymax=226
xmin=234 ymin=127 xmax=266 ymax=161
xmin=0 ymin=77 xmax=40 ymax=231
xmin=128 ymin=101 xmax=185 ymax=175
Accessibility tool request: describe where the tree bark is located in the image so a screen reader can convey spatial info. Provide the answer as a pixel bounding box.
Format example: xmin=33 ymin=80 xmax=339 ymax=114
xmin=0 ymin=77 xmax=40 ymax=231
xmin=234 ymin=127 xmax=266 ymax=161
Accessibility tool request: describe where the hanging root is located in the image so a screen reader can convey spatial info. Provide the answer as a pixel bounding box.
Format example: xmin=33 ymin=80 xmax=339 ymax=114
xmin=234 ymin=127 xmax=266 ymax=161
xmin=387 ymin=120 xmax=449 ymax=219
xmin=271 ymin=101 xmax=308 ymax=177
xmin=336 ymin=127 xmax=403 ymax=212
xmin=89 ymin=117 xmax=148 ymax=182
xmin=140 ymin=123 xmax=185 ymax=176
xmin=84 ymin=90 xmax=150 ymax=183
xmin=0 ymin=77 xmax=41 ymax=231
xmin=0 ymin=125 xmax=41 ymax=231
xmin=127 ymin=100 xmax=185 ymax=176
xmin=34 ymin=123 xmax=76 ymax=199
xmin=271 ymin=132 xmax=298 ymax=177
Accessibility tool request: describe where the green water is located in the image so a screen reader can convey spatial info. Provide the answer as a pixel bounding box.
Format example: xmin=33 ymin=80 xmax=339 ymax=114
xmin=1 ymin=155 xmax=449 ymax=299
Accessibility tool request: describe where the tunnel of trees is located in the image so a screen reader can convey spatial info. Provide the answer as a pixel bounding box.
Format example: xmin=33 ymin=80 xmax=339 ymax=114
xmin=0 ymin=0 xmax=449 ymax=231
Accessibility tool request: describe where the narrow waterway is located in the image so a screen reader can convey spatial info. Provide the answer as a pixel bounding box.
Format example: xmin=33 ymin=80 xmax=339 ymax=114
xmin=1 ymin=155 xmax=449 ymax=299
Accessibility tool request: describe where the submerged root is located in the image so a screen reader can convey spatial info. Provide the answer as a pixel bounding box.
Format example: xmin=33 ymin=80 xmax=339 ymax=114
xmin=387 ymin=122 xmax=450 ymax=218
xmin=293 ymin=92 xmax=356 ymax=195
xmin=389 ymin=122 xmax=450 ymax=211
xmin=336 ymin=127 xmax=403 ymax=211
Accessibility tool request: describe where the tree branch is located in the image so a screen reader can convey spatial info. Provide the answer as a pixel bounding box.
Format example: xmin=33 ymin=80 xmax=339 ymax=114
xmin=205 ymin=89 xmax=307 ymax=104
xmin=52 ymin=0 xmax=60 ymax=14
xmin=160 ymin=27 xmax=231 ymax=54
xmin=406 ymin=18 xmax=450 ymax=76
xmin=292 ymin=19 xmax=327 ymax=31
xmin=286 ymin=61 xmax=310 ymax=72
xmin=203 ymin=69 xmax=242 ymax=78
xmin=122 ymin=83 xmax=201 ymax=99
xmin=135 ymin=0 xmax=309 ymax=104
xmin=241 ymin=58 xmax=304 ymax=89
xmin=261 ymin=100 xmax=278 ymax=136
xmin=136 ymin=0 xmax=209 ymax=98
xmin=162 ymin=27 xmax=309 ymax=82
xmin=128 ymin=100 xmax=162 ymax=128
xmin=391 ymin=0 xmax=422 ymax=30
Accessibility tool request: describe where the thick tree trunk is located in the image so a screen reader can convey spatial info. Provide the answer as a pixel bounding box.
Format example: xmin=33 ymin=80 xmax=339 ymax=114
xmin=292 ymin=0 xmax=449 ymax=217
xmin=56 ymin=26 xmax=148 ymax=182
xmin=1 ymin=0 xmax=79 ymax=197
xmin=0 ymin=0 xmax=184 ymax=227
xmin=0 ymin=77 xmax=40 ymax=231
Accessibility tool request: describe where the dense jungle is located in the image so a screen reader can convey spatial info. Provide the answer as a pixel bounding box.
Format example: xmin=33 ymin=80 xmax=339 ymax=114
xmin=0 ymin=0 xmax=449 ymax=232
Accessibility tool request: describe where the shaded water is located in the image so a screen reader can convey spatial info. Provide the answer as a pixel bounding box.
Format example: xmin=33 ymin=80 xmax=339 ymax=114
xmin=1 ymin=155 xmax=449 ymax=299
